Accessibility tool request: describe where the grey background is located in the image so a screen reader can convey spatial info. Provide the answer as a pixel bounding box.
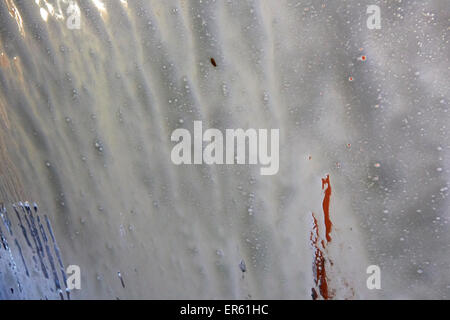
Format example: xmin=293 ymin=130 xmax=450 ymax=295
xmin=0 ymin=0 xmax=448 ymax=299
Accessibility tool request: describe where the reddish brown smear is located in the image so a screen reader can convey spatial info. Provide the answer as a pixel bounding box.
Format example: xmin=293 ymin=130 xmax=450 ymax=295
xmin=310 ymin=174 xmax=334 ymax=300
xmin=322 ymin=175 xmax=332 ymax=243
xmin=310 ymin=214 xmax=329 ymax=300
xmin=210 ymin=57 xmax=217 ymax=67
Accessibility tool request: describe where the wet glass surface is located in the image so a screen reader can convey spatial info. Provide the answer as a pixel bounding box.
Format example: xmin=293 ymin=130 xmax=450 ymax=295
xmin=0 ymin=0 xmax=448 ymax=299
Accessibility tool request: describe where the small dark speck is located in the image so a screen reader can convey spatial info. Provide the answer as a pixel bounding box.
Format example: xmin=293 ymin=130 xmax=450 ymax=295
xmin=210 ymin=58 xmax=217 ymax=67
xmin=118 ymin=271 xmax=125 ymax=288
xmin=239 ymin=259 xmax=246 ymax=273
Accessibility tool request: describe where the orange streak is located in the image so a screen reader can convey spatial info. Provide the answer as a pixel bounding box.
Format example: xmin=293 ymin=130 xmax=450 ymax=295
xmin=310 ymin=175 xmax=334 ymax=300
xmin=310 ymin=213 xmax=329 ymax=300
xmin=321 ymin=175 xmax=332 ymax=243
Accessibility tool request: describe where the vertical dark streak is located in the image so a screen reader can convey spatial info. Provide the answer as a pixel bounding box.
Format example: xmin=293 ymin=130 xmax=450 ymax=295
xmin=38 ymin=214 xmax=62 ymax=293
xmin=44 ymin=215 xmax=67 ymax=288
xmin=22 ymin=205 xmax=49 ymax=279
xmin=13 ymin=205 xmax=32 ymax=249
xmin=25 ymin=202 xmax=45 ymax=258
xmin=14 ymin=239 xmax=29 ymax=277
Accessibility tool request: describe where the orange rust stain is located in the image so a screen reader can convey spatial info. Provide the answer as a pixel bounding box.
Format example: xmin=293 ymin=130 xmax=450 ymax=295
xmin=310 ymin=174 xmax=334 ymax=300
xmin=321 ymin=175 xmax=332 ymax=243
xmin=310 ymin=213 xmax=330 ymax=300
xmin=310 ymin=214 xmax=319 ymax=246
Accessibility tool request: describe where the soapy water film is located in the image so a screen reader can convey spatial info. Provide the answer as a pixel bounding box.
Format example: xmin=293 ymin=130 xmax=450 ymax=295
xmin=0 ymin=0 xmax=449 ymax=299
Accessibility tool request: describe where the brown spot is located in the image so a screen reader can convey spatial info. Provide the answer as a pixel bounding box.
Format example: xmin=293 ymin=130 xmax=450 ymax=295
xmin=210 ymin=57 xmax=217 ymax=67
